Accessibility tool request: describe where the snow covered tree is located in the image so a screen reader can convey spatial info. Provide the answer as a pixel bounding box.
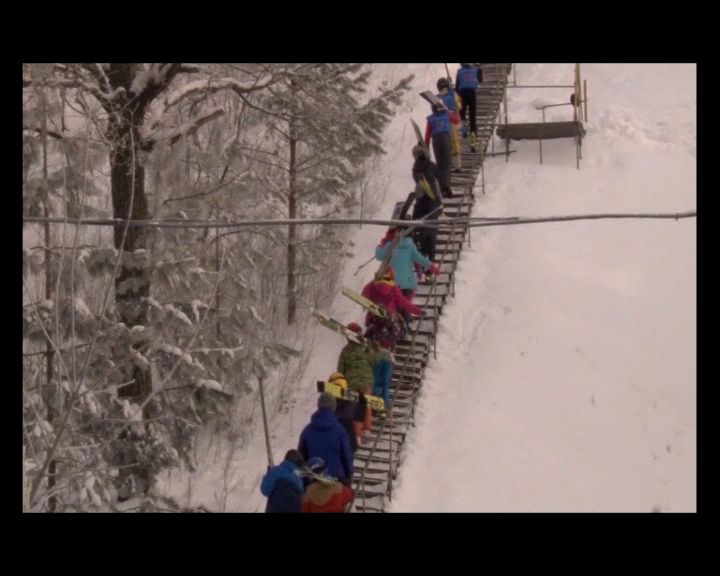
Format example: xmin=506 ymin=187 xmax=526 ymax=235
xmin=22 ymin=63 xmax=283 ymax=509
xmin=241 ymin=64 xmax=412 ymax=324
xmin=22 ymin=63 xmax=411 ymax=511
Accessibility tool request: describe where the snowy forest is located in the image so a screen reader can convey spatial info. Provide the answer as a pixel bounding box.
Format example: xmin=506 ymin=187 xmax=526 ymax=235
xmin=22 ymin=63 xmax=415 ymax=511
xmin=22 ymin=63 xmax=696 ymax=513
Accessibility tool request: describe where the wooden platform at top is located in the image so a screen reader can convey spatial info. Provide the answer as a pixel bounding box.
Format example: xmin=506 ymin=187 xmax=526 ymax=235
xmin=496 ymin=121 xmax=585 ymax=141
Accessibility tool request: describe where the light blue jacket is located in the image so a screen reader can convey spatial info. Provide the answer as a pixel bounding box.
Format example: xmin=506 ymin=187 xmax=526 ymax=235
xmin=375 ymin=236 xmax=432 ymax=290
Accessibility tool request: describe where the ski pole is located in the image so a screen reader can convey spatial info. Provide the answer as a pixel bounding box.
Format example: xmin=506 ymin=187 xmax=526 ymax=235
xmin=353 ymin=255 xmax=376 ymax=276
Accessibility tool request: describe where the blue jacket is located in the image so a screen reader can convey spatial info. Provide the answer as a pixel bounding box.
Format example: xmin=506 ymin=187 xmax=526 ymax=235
xmin=456 ymin=65 xmax=480 ymax=91
xmin=298 ymin=409 xmax=353 ymax=482
xmin=260 ymin=460 xmax=304 ymax=513
xmin=375 ymin=236 xmax=432 ymax=290
xmin=426 ymin=110 xmax=450 ymax=135
xmin=438 ymin=90 xmax=457 ymax=112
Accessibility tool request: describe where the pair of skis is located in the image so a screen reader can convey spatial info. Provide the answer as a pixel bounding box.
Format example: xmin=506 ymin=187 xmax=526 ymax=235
xmin=294 ymin=465 xmax=338 ymax=486
xmin=316 ymin=380 xmax=386 ymax=416
xmin=312 ymin=310 xmax=395 ymax=362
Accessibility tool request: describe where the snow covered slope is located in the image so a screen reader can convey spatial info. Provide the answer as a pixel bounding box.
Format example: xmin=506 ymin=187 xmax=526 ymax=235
xmin=388 ymin=63 xmax=696 ymax=512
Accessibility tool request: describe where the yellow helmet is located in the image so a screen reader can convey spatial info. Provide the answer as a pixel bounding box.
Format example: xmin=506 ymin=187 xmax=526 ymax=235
xmin=328 ymin=372 xmax=348 ymax=389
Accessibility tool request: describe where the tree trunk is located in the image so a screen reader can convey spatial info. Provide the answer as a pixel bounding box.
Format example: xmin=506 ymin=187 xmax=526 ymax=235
xmin=286 ymin=117 xmax=298 ymax=325
xmin=105 ymin=65 xmax=156 ymax=499
xmin=106 ymin=65 xmax=152 ymax=400
xmin=40 ymin=89 xmax=56 ymax=512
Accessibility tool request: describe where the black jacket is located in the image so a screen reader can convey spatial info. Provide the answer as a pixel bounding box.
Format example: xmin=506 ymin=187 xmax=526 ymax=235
xmin=411 ymin=156 xmax=443 ymax=220
xmin=336 ymin=398 xmax=358 ymax=453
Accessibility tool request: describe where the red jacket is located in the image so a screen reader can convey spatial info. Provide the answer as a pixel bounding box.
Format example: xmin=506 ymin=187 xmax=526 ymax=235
xmin=302 ymin=481 xmax=353 ymax=513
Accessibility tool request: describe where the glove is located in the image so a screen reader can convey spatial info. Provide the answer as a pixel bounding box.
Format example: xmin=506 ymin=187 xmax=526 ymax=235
xmin=426 ymin=263 xmax=440 ymax=276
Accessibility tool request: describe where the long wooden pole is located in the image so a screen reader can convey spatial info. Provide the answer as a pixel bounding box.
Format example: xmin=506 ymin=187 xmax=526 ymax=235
xmin=573 ymin=65 xmax=578 ymax=122
xmin=258 ymin=376 xmax=274 ymax=467
xmin=503 ymin=74 xmax=509 ymax=162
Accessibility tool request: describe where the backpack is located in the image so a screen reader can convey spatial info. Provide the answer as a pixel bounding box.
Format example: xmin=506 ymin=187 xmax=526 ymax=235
xmin=366 ymin=312 xmax=405 ymax=346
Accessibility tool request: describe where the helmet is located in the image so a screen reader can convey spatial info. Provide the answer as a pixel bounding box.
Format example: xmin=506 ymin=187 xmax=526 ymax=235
xmin=412 ymin=144 xmax=426 ymax=160
xmin=346 ymin=322 xmax=362 ymax=334
xmin=460 ymin=63 xmax=471 ymax=67
xmin=328 ymin=372 xmax=348 ymax=389
xmin=382 ymin=267 xmax=395 ymax=281
xmin=436 ymin=77 xmax=450 ymax=91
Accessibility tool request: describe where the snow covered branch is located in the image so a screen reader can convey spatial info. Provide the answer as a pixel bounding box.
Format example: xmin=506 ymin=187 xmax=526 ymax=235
xmin=161 ymin=73 xmax=277 ymax=111
xmin=141 ymin=106 xmax=225 ymax=148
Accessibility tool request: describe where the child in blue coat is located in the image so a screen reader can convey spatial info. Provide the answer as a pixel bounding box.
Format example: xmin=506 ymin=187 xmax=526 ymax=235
xmin=260 ymin=449 xmax=305 ymax=513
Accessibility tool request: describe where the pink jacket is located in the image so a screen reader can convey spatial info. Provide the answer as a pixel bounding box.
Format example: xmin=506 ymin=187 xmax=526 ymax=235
xmin=360 ymin=279 xmax=422 ymax=326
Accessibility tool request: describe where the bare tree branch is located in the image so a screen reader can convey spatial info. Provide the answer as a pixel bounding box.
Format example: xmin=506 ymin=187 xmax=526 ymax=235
xmin=163 ymin=169 xmax=250 ymax=205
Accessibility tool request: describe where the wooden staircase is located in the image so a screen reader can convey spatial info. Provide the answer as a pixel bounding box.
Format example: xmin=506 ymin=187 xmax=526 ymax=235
xmin=351 ymin=64 xmax=512 ymax=512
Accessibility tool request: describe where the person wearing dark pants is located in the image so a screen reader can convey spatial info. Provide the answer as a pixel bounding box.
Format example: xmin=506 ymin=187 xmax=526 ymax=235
xmin=455 ymin=63 xmax=482 ymax=151
xmin=424 ymin=103 xmax=453 ymax=197
xmin=411 ymin=145 xmax=443 ymax=262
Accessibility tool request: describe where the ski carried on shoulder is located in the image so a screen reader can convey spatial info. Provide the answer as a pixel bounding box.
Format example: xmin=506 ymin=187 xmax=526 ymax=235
xmin=410 ymin=119 xmax=431 ymax=160
xmin=419 ymin=90 xmax=447 ymax=110
xmin=391 ymin=191 xmax=416 ymax=222
xmin=316 ymin=380 xmax=387 ymax=416
xmin=341 ymin=287 xmax=387 ymax=318
xmin=294 ymin=466 xmax=338 ymax=485
xmin=312 ymin=310 xmax=394 ymax=362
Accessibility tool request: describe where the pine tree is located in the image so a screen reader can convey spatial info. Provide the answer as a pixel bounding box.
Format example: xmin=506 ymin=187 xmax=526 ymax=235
xmin=244 ymin=64 xmax=413 ymax=324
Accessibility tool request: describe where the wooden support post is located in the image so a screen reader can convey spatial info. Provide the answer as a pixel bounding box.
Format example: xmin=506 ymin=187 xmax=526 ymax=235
xmin=575 ymin=64 xmax=582 ymax=123
xmin=576 ymin=131 xmax=580 ymax=170
xmin=579 ymin=64 xmax=584 ymax=122
xmin=503 ymin=82 xmax=509 ymax=162
xmin=576 ymin=140 xmax=580 ymax=170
